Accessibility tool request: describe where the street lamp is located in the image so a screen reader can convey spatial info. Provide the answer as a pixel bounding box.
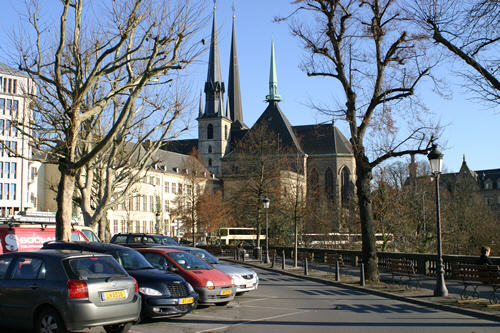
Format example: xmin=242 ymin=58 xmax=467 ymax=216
xmin=427 ymin=144 xmax=448 ymax=297
xmin=263 ymin=196 xmax=270 ymax=264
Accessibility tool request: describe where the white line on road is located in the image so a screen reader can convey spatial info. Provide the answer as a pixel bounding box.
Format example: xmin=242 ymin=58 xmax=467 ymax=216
xmin=195 ymin=310 xmax=311 ymax=333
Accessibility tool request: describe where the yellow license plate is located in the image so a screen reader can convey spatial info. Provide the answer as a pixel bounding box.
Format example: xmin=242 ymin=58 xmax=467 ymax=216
xmin=220 ymin=289 xmax=232 ymax=296
xmin=180 ymin=297 xmax=194 ymax=304
xmin=102 ymin=290 xmax=126 ymax=300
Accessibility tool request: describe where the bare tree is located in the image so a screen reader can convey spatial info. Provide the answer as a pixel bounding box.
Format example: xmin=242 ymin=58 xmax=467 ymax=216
xmin=16 ymin=0 xmax=204 ymax=240
xmin=408 ymin=0 xmax=500 ymax=106
xmin=284 ymin=0 xmax=439 ymax=281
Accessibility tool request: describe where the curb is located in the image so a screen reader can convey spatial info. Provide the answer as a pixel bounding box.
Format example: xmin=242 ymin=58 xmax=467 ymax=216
xmin=226 ymin=259 xmax=500 ymax=323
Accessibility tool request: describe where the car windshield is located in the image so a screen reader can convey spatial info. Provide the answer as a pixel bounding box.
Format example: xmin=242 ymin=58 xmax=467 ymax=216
xmin=111 ymin=248 xmax=154 ymax=271
xmin=153 ymin=235 xmax=179 ymax=246
xmin=189 ymin=249 xmax=219 ymax=264
xmin=67 ymin=256 xmax=127 ymax=280
xmin=167 ymin=251 xmax=213 ymax=270
xmin=80 ymin=229 xmax=100 ymax=242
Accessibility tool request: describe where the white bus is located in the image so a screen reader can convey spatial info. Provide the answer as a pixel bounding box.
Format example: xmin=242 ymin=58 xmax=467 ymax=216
xmin=218 ymin=227 xmax=266 ymax=245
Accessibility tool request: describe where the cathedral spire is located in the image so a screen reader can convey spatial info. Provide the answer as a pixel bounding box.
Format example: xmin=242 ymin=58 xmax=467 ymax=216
xmin=266 ymin=40 xmax=282 ymax=102
xmin=198 ymin=91 xmax=203 ymax=117
xmin=228 ymin=13 xmax=245 ymax=128
xmin=203 ymin=5 xmax=225 ymax=117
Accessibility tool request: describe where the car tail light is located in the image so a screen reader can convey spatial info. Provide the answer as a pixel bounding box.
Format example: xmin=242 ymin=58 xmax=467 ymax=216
xmin=67 ymin=280 xmax=88 ymax=299
xmin=132 ymin=277 xmax=138 ymax=293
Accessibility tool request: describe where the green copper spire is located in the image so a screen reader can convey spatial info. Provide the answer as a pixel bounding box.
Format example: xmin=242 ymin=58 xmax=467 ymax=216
xmin=266 ymin=40 xmax=281 ymax=102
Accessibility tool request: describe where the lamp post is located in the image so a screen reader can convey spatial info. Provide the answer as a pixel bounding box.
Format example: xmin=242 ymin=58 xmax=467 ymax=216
xmin=263 ymin=196 xmax=270 ymax=264
xmin=427 ymin=144 xmax=448 ymax=297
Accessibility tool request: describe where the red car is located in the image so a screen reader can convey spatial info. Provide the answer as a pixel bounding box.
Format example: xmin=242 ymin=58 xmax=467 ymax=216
xmin=138 ymin=248 xmax=236 ymax=306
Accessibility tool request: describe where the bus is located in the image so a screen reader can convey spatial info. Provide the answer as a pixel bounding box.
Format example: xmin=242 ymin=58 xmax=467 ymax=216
xmin=218 ymin=227 xmax=266 ymax=245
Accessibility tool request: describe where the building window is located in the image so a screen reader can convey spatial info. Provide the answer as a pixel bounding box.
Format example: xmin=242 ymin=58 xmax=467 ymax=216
xmin=225 ymin=125 xmax=228 ymax=140
xmin=308 ymin=168 xmax=319 ymax=196
xmin=325 ymin=168 xmax=334 ymax=201
xmin=172 ymin=183 xmax=177 ymax=194
xmin=0 ymin=183 xmax=2 ymax=199
xmin=4 ymin=163 xmax=9 ymax=179
xmin=178 ymin=183 xmax=182 ymax=194
xmin=207 ymin=124 xmax=214 ymax=139
xmin=341 ymin=167 xmax=352 ymax=207
xmin=6 ymin=100 xmax=11 ymax=114
xmin=10 ymin=184 xmax=15 ymax=200
xmin=135 ymin=196 xmax=140 ymax=211
xmin=485 ymin=180 xmax=492 ymax=190
xmin=164 ymin=200 xmax=169 ymax=212
xmin=0 ymin=99 xmax=4 ymax=113
xmin=4 ymin=183 xmax=9 ymax=200
xmin=13 ymin=80 xmax=17 ymax=94
xmin=165 ymin=182 xmax=170 ymax=193
xmin=150 ymin=195 xmax=154 ymax=211
xmin=143 ymin=195 xmax=148 ymax=211
xmin=12 ymin=100 xmax=18 ymax=117
xmin=208 ymin=145 xmax=212 ymax=153
xmin=10 ymin=162 xmax=16 ymax=179
xmin=208 ymin=158 xmax=212 ymax=167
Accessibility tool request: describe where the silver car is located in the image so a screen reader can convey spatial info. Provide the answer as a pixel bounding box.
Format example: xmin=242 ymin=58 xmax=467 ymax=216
xmin=0 ymin=249 xmax=141 ymax=333
xmin=171 ymin=246 xmax=259 ymax=294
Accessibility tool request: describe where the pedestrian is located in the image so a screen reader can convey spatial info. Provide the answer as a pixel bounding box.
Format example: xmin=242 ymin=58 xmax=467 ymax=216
xmin=238 ymin=241 xmax=246 ymax=261
xmin=478 ymin=246 xmax=493 ymax=265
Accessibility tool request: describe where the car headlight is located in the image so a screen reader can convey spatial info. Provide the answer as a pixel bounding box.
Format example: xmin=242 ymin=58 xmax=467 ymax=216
xmin=186 ymin=282 xmax=195 ymax=293
xmin=206 ymin=280 xmax=214 ymax=290
xmin=139 ymin=287 xmax=164 ymax=296
xmin=231 ymin=278 xmax=236 ymax=286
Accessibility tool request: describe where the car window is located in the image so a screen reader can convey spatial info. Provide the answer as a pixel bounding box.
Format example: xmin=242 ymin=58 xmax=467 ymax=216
xmin=168 ymin=251 xmax=213 ymax=270
xmin=191 ymin=249 xmax=218 ymax=264
xmin=112 ymin=235 xmax=127 ymax=243
xmin=67 ymin=256 xmax=126 ymax=279
xmin=80 ymin=229 xmax=100 ymax=242
xmin=141 ymin=252 xmax=172 ymax=270
xmin=143 ymin=236 xmax=156 ymax=243
xmin=0 ymin=256 xmax=13 ymax=279
xmin=115 ymin=249 xmax=153 ymax=270
xmin=131 ymin=236 xmax=143 ymax=243
xmin=159 ymin=236 xmax=178 ymax=246
xmin=11 ymin=257 xmax=44 ymax=280
xmin=71 ymin=232 xmax=86 ymax=241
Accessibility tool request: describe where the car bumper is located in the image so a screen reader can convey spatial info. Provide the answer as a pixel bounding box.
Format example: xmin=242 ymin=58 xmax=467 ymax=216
xmin=235 ymin=279 xmax=258 ymax=293
xmin=62 ymin=293 xmax=141 ymax=331
xmin=195 ymin=286 xmax=236 ymax=304
xmin=142 ymin=293 xmax=198 ymax=318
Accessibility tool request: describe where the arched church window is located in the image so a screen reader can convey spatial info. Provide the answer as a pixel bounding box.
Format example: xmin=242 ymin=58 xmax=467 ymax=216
xmin=207 ymin=124 xmax=214 ymax=139
xmin=341 ymin=167 xmax=351 ymax=207
xmin=309 ymin=168 xmax=319 ymax=197
xmin=208 ymin=145 xmax=212 ymax=153
xmin=325 ymin=168 xmax=334 ymax=201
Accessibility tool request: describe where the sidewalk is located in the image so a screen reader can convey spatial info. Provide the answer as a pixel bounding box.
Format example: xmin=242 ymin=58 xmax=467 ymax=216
xmin=224 ymin=256 xmax=500 ymax=323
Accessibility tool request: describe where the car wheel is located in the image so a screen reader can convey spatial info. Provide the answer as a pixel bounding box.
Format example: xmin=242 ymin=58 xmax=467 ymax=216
xmin=103 ymin=322 xmax=133 ymax=333
xmin=215 ymin=301 xmax=230 ymax=306
xmin=35 ymin=308 xmax=67 ymax=333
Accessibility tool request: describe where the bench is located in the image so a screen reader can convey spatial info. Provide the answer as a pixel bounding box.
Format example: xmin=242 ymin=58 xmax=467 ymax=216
xmin=298 ymin=252 xmax=313 ymax=262
xmin=325 ymin=253 xmax=344 ymax=267
xmin=452 ymin=264 xmax=500 ymax=304
xmin=386 ymin=258 xmax=422 ymax=288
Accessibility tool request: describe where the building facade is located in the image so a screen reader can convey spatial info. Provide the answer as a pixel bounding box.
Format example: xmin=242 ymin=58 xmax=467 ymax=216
xmin=0 ymin=63 xmax=39 ymax=217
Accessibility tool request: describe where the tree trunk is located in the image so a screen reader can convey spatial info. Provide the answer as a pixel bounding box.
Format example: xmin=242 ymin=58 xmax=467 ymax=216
xmin=98 ymin=217 xmax=107 ymax=242
xmin=355 ymin=157 xmax=379 ymax=282
xmin=56 ymin=166 xmax=76 ymax=241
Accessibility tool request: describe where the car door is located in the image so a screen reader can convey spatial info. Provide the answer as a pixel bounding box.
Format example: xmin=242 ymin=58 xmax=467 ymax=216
xmin=0 ymin=254 xmax=15 ymax=324
xmin=1 ymin=255 xmax=45 ymax=326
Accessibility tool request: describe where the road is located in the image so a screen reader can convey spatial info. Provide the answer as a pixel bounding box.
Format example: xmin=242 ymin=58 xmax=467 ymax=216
xmin=128 ymin=265 xmax=500 ymax=333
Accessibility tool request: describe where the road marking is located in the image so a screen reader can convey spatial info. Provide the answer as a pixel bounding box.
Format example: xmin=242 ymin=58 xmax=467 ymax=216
xmin=237 ymin=297 xmax=276 ymax=304
xmin=195 ymin=310 xmax=310 ymax=333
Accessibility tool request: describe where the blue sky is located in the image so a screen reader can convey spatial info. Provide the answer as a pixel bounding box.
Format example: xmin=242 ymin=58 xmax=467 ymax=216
xmin=1 ymin=0 xmax=498 ymax=173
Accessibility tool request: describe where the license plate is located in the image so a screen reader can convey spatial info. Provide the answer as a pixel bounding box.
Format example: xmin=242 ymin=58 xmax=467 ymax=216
xmin=179 ymin=297 xmax=194 ymax=304
xmin=220 ymin=289 xmax=232 ymax=296
xmin=246 ymin=283 xmax=254 ymax=288
xmin=102 ymin=290 xmax=126 ymax=300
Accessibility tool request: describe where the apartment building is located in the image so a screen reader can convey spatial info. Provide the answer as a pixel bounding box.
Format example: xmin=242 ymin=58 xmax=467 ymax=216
xmin=0 ymin=62 xmax=39 ymax=217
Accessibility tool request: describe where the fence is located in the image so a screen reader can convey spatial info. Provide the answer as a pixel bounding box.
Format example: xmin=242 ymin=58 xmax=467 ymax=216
xmin=200 ymin=244 xmax=499 ymax=279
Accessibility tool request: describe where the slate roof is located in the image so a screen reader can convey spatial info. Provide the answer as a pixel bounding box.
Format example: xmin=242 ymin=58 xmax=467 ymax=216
xmin=293 ymin=123 xmax=352 ymax=155
xmin=0 ymin=62 xmax=27 ymax=77
xmin=161 ymin=139 xmax=198 ymax=155
xmin=476 ymin=168 xmax=500 ymax=190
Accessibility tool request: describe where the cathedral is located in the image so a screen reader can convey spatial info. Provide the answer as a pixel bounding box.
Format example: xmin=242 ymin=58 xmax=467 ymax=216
xmin=163 ymin=8 xmax=356 ymax=210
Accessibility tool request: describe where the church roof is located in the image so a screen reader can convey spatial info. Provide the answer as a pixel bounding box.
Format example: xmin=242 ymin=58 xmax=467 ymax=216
xmin=293 ymin=124 xmax=352 ymax=155
xmin=161 ymin=139 xmax=198 ymax=155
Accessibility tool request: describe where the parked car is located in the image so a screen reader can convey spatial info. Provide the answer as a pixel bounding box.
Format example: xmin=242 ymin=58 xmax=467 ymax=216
xmin=167 ymin=246 xmax=259 ymax=294
xmin=42 ymin=242 xmax=198 ymax=320
xmin=138 ymin=248 xmax=236 ymax=306
xmin=110 ymin=233 xmax=179 ymax=248
xmin=0 ymin=249 xmax=140 ymax=333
